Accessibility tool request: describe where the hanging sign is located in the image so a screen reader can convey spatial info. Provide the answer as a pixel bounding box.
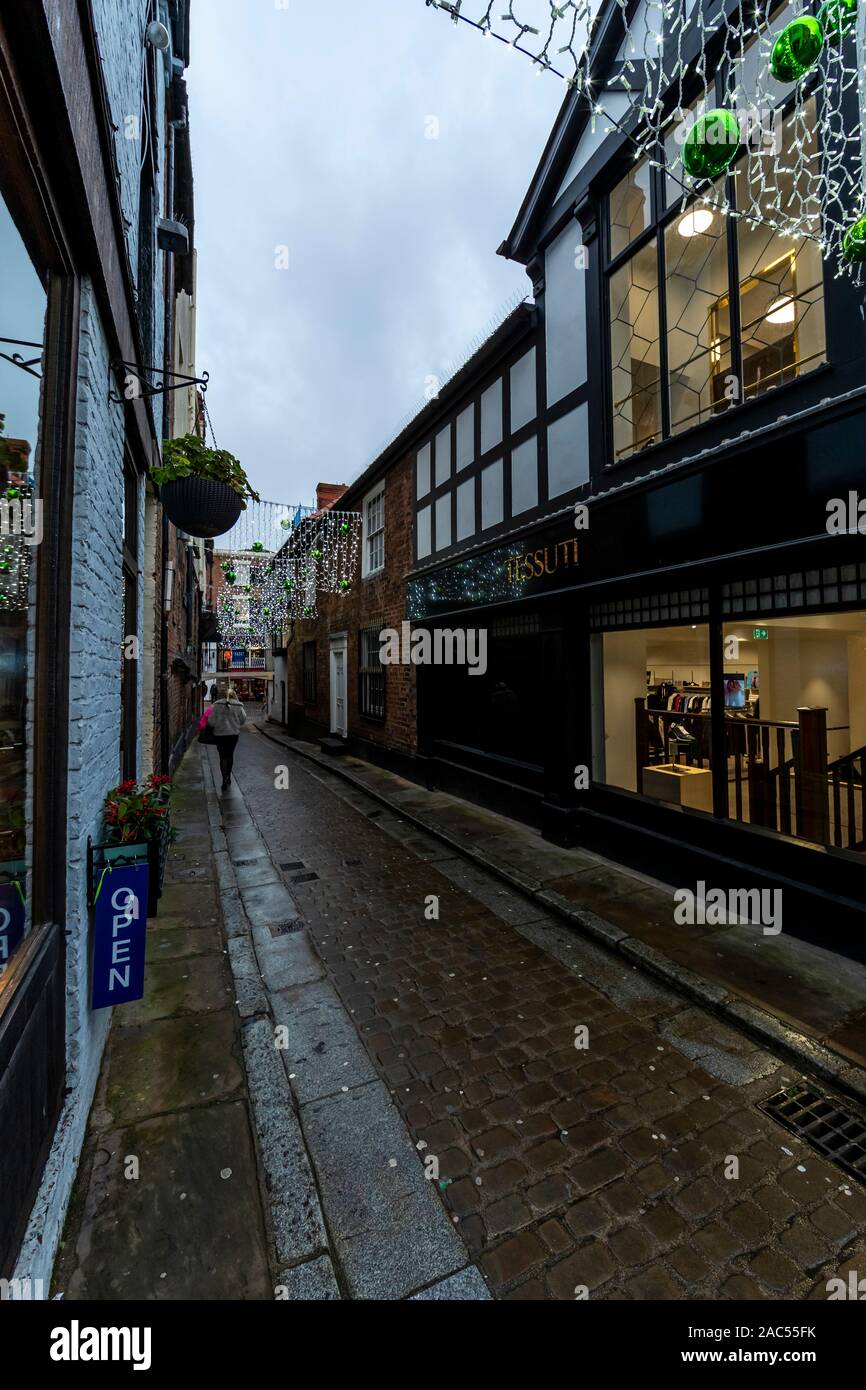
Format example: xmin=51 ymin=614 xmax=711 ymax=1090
xmin=91 ymin=863 xmax=149 ymax=1010
xmin=0 ymin=877 xmax=26 ymax=974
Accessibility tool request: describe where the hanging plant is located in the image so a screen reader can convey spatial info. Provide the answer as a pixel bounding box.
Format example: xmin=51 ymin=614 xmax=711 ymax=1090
xmin=154 ymin=434 xmax=260 ymax=539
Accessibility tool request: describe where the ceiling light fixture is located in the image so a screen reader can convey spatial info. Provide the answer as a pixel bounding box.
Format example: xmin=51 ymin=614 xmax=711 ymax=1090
xmin=677 ymin=208 xmax=714 ymax=238
xmin=765 ymin=295 xmax=796 ymax=325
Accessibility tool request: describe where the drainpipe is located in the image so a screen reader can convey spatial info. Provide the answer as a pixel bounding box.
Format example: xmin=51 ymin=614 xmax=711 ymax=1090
xmin=159 ymin=108 xmax=176 ymax=774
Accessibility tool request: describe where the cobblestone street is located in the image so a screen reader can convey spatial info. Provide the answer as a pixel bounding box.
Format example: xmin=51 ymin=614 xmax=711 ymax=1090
xmin=226 ymin=722 xmax=866 ymax=1301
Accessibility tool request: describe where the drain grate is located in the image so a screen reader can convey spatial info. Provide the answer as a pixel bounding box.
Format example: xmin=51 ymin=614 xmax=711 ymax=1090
xmin=343 ymin=858 xmax=361 ymax=867
xmin=269 ymin=921 xmax=304 ymax=937
xmin=280 ymin=861 xmax=305 ymax=871
xmin=760 ymin=1083 xmax=866 ymax=1185
xmin=291 ymin=871 xmax=319 ymax=885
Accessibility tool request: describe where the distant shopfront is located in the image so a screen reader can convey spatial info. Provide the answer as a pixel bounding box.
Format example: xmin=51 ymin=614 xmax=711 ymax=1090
xmin=409 ymin=398 xmax=866 ymax=960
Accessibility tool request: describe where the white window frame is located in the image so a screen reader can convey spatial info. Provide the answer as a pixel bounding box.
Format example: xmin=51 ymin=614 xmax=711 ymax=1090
xmin=362 ymin=482 xmax=385 ymax=577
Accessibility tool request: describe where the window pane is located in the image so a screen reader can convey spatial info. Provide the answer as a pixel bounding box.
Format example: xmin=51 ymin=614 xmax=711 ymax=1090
xmin=609 ymin=157 xmax=652 ymax=259
xmin=725 ymin=1 xmax=795 ymax=115
xmin=456 ymin=404 xmax=474 ymax=471
xmin=435 ymin=493 xmax=451 ymax=550
xmin=547 ymin=404 xmax=589 ymax=498
xmin=736 ymin=100 xmax=826 ymax=402
xmin=456 ymin=478 xmax=474 ymax=541
xmin=416 ymin=443 xmax=431 ymax=499
xmin=0 ymin=194 xmax=46 ymax=975
xmin=510 ymin=348 xmax=536 ymax=432
xmin=481 ymin=379 xmax=503 ymax=454
xmin=663 ymin=96 xmax=707 ymax=208
xmin=592 ymin=624 xmax=714 ymax=814
xmin=416 ymin=504 xmax=431 ymax=560
xmin=722 ymin=611 xmax=866 ymax=852
xmin=609 ymin=237 xmax=661 ymax=461
xmin=481 ymin=458 xmax=503 ymax=530
xmin=665 ymin=188 xmax=732 ymax=435
xmin=435 ymin=425 xmax=451 ymax=486
xmin=546 ymin=225 xmax=587 ymax=407
xmin=511 ymin=436 xmax=538 ymax=516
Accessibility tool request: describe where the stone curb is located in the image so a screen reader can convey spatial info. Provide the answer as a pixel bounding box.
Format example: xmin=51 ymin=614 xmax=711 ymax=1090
xmin=255 ymin=725 xmax=866 ymax=1110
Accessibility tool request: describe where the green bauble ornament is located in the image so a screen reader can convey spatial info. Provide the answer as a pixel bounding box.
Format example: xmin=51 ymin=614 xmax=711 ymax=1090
xmin=251 ymin=541 xmax=264 ymax=552
xmin=842 ymin=213 xmax=866 ymax=262
xmin=770 ymin=16 xmax=824 ymax=82
xmin=3 ymin=545 xmax=14 ymax=555
xmin=681 ymin=109 xmax=741 ymax=180
xmin=0 ymin=562 xmax=10 ymax=574
xmin=5 ymin=487 xmax=18 ymax=500
xmin=226 ymin=571 xmax=236 ymax=585
xmin=312 ymin=548 xmax=323 ymax=560
xmin=339 ymin=580 xmax=350 ymax=592
xmin=303 ymin=607 xmax=312 ymax=617
xmin=340 ymin=522 xmax=349 ymax=535
xmin=283 ymin=578 xmax=293 ymax=591
xmin=262 ymin=606 xmax=270 ymax=615
xmin=818 ymin=0 xmax=856 ymax=44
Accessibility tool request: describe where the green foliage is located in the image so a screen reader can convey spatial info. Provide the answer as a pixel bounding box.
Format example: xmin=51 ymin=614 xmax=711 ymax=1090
xmin=153 ymin=434 xmax=260 ymax=503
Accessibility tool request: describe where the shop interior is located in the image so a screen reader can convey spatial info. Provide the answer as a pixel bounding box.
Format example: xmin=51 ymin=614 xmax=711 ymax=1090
xmin=593 ymin=613 xmax=866 ymax=851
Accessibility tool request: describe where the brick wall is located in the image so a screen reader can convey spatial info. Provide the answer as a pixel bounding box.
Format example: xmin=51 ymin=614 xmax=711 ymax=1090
xmin=282 ymin=456 xmax=417 ymax=758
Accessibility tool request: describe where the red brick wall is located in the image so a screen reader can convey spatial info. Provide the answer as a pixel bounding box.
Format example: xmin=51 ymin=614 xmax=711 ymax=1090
xmin=283 ymin=455 xmax=416 ymax=757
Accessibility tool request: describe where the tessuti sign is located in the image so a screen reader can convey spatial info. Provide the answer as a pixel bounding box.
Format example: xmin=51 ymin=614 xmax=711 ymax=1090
xmin=91 ymin=864 xmax=149 ymax=1010
xmin=0 ymin=879 xmax=25 ymax=974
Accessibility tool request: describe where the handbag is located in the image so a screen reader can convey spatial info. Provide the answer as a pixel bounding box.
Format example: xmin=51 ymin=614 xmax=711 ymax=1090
xmin=198 ymin=707 xmax=217 ymax=745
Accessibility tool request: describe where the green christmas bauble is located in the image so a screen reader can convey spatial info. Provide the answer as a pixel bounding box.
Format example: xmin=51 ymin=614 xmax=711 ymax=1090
xmin=303 ymin=607 xmax=312 ymax=617
xmin=842 ymin=213 xmax=866 ymax=262
xmin=5 ymin=487 xmax=18 ymax=500
xmin=818 ymin=0 xmax=856 ymax=44
xmin=340 ymin=523 xmax=349 ymax=535
xmin=312 ymin=548 xmax=323 ymax=560
xmin=770 ymin=15 xmax=824 ymax=82
xmin=0 ymin=562 xmax=10 ymax=574
xmin=681 ymin=109 xmax=741 ymax=181
xmin=225 ymin=571 xmax=236 ymax=584
xmin=262 ymin=606 xmax=270 ymax=615
xmin=251 ymin=541 xmax=264 ymax=552
xmin=283 ymin=578 xmax=293 ymax=591
xmin=339 ymin=580 xmax=350 ymax=592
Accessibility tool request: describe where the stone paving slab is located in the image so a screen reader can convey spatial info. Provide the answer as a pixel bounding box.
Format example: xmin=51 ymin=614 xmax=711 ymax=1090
xmin=276 ymin=1255 xmax=342 ymax=1300
xmin=54 ymin=1103 xmax=271 ymax=1301
xmin=118 ymin=953 xmax=232 ymax=1026
xmin=252 ymin=924 xmax=323 ymax=993
xmin=302 ymin=1081 xmax=466 ymax=1299
xmin=271 ymin=979 xmax=378 ymax=1103
xmin=242 ymin=1017 xmax=329 ymax=1271
xmin=410 ymin=1266 xmax=492 ymax=1300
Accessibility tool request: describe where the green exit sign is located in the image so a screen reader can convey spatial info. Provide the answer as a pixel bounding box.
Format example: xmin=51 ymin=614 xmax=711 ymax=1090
xmin=753 ymin=627 xmax=769 ymax=640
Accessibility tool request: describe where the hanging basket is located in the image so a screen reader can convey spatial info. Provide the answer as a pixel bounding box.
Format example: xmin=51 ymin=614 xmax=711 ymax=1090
xmin=160 ymin=477 xmax=243 ymax=538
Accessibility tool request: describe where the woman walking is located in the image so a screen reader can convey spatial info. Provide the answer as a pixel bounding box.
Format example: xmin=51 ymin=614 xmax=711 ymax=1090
xmin=209 ymin=683 xmax=247 ymax=791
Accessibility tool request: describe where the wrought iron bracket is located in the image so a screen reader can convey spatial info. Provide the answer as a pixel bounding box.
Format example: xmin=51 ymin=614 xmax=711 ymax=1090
xmin=109 ymin=360 xmax=209 ymax=405
xmin=0 ymin=336 xmax=43 ymax=381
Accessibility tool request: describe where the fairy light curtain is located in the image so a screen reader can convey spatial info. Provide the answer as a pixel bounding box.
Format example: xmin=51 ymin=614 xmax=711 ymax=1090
xmin=427 ymin=0 xmax=866 ymax=274
xmin=216 ymin=504 xmax=361 ymax=645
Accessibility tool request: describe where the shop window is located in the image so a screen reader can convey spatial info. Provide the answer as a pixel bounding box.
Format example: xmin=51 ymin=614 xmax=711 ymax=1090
xmin=609 ymin=157 xmax=652 ymax=259
xmin=592 ymin=623 xmax=715 ymax=814
xmin=481 ymin=379 xmax=503 ymax=454
xmin=416 ymin=504 xmax=431 ymax=560
xmin=722 ymin=613 xmax=866 ymax=855
xmin=608 ymin=39 xmax=825 ymax=463
xmin=302 ymin=641 xmax=317 ymax=704
xmin=0 ymin=193 xmax=47 ymax=976
xmin=481 ymin=458 xmax=503 ymax=530
xmin=363 ymin=484 xmax=385 ymax=576
xmin=511 ymin=436 xmax=538 ymax=517
xmin=435 ymin=493 xmax=451 ymax=551
xmin=510 ymin=348 xmax=537 ymax=433
xmin=416 ymin=443 xmax=431 ymax=500
xmin=665 ymin=183 xmax=732 ymax=435
xmin=435 ymin=425 xmax=451 ymax=486
xmin=546 ymin=223 xmax=587 ymax=407
xmin=609 ymin=237 xmax=661 ymax=460
xmin=456 ymin=478 xmax=475 ymax=541
xmin=456 ymin=405 xmax=474 ymax=472
xmin=736 ymin=100 xmax=826 ymax=400
xmin=548 ymin=403 xmax=589 ymax=498
xmin=358 ymin=625 xmax=385 ymax=721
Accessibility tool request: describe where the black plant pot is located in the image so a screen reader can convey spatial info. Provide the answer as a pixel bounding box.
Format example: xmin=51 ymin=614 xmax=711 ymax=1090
xmin=160 ymin=477 xmax=243 ymax=538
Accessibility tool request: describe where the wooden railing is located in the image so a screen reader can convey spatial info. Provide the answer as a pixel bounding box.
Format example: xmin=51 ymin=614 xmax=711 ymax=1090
xmin=635 ymin=703 xmax=859 ymax=850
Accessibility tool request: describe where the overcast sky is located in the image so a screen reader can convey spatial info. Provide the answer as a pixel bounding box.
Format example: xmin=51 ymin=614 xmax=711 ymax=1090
xmin=187 ymin=0 xmax=564 ymax=507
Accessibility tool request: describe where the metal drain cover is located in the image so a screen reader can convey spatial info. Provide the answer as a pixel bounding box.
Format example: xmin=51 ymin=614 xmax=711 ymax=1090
xmin=291 ymin=871 xmax=319 ymax=884
xmin=280 ymin=861 xmax=305 ymax=871
xmin=269 ymin=921 xmax=304 ymax=937
xmin=760 ymin=1083 xmax=866 ymax=1185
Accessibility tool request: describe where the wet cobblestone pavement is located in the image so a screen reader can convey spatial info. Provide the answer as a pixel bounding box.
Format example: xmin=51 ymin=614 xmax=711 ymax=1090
xmin=233 ymin=724 xmax=866 ymax=1300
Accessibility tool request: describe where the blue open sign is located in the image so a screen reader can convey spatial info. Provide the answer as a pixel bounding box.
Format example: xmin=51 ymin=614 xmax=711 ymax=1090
xmin=91 ymin=863 xmax=149 ymax=1010
xmin=0 ymin=879 xmax=25 ymax=974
